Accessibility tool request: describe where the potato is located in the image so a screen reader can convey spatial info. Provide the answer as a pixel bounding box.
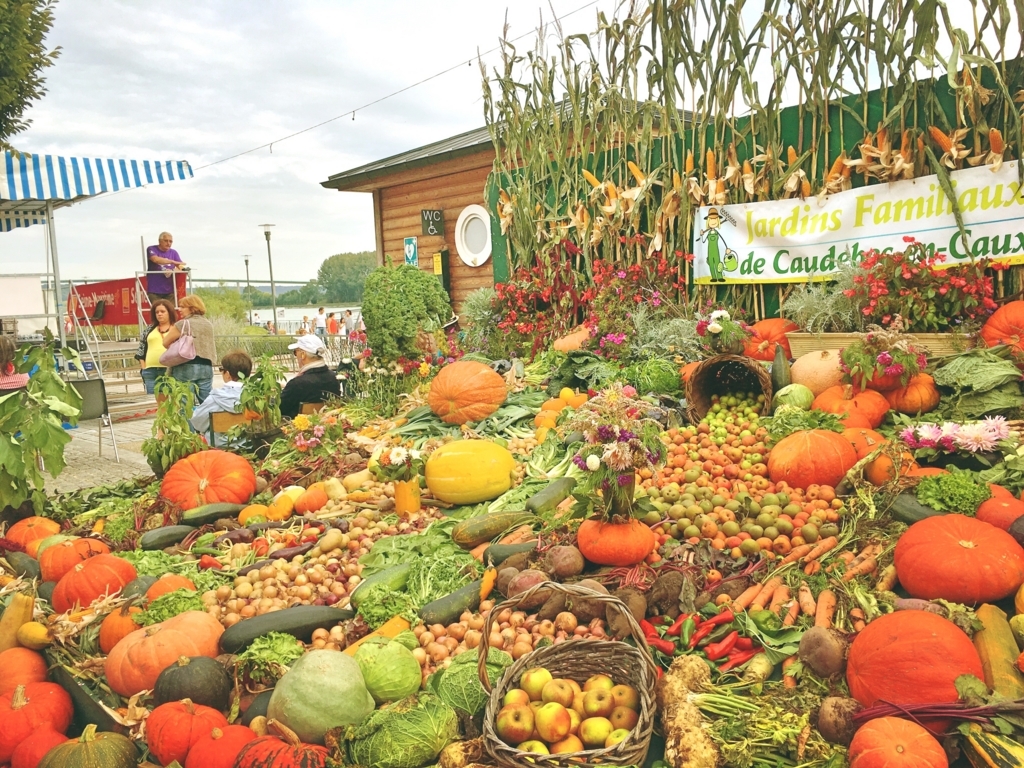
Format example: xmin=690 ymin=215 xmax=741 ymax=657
xmin=568 ymin=578 xmax=609 ymax=623
xmin=543 ymin=545 xmax=584 ymax=579
xmin=817 ymin=697 xmax=862 ymax=745
xmin=798 ymin=626 xmax=849 ymax=678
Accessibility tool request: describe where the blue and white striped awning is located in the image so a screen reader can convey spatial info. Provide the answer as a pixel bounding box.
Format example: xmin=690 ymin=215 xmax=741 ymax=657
xmin=0 ymin=151 xmax=193 ymax=232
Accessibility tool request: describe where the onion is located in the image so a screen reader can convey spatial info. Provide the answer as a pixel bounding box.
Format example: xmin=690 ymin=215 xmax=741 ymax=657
xmin=412 ymin=646 xmax=428 ymax=665
xmin=442 ymin=636 xmax=459 ymax=653
xmin=446 ymin=623 xmax=467 ymax=641
xmin=509 ymin=612 xmax=526 ymax=628
xmin=488 ymin=632 xmax=504 ymax=649
xmin=419 ymin=631 xmax=436 ymax=647
xmin=216 ymin=585 xmax=232 ymax=601
xmin=426 ymin=642 xmax=449 ymax=662
xmin=413 ymin=624 xmax=426 ymax=638
xmin=554 ymin=612 xmax=578 ymax=633
xmin=223 ymin=613 xmax=241 ymax=627
xmin=467 ymin=615 xmax=485 ymax=630
xmin=538 ymin=620 xmax=555 ymax=636
xmin=464 ymin=630 xmax=482 ymax=649
xmin=430 ymin=624 xmax=446 ymax=637
xmin=239 ymin=605 xmax=256 ymax=618
xmin=512 ymin=641 xmax=534 ymax=660
xmin=496 ymin=608 xmax=513 ymax=624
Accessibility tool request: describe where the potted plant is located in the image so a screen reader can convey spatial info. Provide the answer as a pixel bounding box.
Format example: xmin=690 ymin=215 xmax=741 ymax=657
xmin=838 ymin=317 xmax=927 ymax=391
xmin=237 ymin=354 xmax=285 ymax=458
xmin=142 ymin=377 xmax=207 ymax=477
xmin=370 ymin=445 xmax=425 ymax=516
xmin=696 ymin=307 xmax=750 ymax=355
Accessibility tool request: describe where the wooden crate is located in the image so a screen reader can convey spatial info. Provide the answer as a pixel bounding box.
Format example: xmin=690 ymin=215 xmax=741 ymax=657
xmin=787 ymin=332 xmax=978 ymax=359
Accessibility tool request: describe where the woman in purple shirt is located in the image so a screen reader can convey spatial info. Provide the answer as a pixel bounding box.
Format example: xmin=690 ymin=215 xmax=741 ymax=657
xmin=146 ymin=232 xmax=186 ymax=304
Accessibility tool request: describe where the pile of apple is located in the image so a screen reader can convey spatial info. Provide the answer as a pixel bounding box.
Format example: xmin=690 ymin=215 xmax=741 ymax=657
xmin=494 ymin=668 xmax=640 ymax=756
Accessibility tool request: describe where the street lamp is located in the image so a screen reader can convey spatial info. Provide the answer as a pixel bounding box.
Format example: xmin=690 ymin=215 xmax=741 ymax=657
xmin=243 ymin=255 xmax=252 ymax=325
xmin=258 ymin=224 xmax=277 ymax=333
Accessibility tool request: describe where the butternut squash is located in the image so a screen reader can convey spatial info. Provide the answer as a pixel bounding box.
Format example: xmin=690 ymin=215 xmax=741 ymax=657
xmin=0 ymin=589 xmax=36 ymax=652
xmin=974 ymin=604 xmax=1024 ymax=700
xmin=342 ymin=469 xmax=372 ymax=492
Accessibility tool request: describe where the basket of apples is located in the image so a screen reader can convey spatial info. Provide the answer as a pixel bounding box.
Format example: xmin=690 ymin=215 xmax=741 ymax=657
xmin=478 ymin=581 xmax=657 ymax=767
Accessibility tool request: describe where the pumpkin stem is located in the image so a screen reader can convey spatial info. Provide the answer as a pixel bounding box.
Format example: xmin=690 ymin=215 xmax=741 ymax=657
xmin=211 ymin=727 xmax=223 ymax=740
xmin=842 ymin=384 xmax=854 ymax=399
xmin=182 ymin=698 xmax=196 ymax=715
xmin=178 ymin=656 xmax=191 ymax=666
xmin=79 ymin=723 xmax=99 ymax=742
xmin=958 ymin=539 xmax=977 ymax=549
xmin=10 ymin=685 xmax=27 ymax=710
xmin=268 ymin=718 xmax=301 ymax=746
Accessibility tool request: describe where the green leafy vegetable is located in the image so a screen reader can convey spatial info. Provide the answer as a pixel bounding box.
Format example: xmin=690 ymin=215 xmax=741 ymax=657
xmin=362 ymin=264 xmax=451 ymax=360
xmin=763 ymin=407 xmax=844 ymax=446
xmin=114 ymin=550 xmax=230 ymax=592
xmin=356 ymin=584 xmax=419 ymax=629
xmin=355 ymin=637 xmax=422 ymax=705
xmin=737 ymin=610 xmax=804 ymax=665
xmin=359 ymin=520 xmax=469 ymax=577
xmin=547 ymin=351 xmax=617 ymax=396
xmin=623 ymin=357 xmax=682 ymax=395
xmin=337 ymin=692 xmax=459 ymax=768
xmin=392 ymin=630 xmax=420 ymax=651
xmin=431 ymin=647 xmax=512 ymax=716
xmin=134 ymin=590 xmax=205 ymax=626
xmin=916 ymin=470 xmax=991 ymax=515
xmin=235 ymin=631 xmax=305 ymax=687
xmin=406 ymin=555 xmax=478 ymax=607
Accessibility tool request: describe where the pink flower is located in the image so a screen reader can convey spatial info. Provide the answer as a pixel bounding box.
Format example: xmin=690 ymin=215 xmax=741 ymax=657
xmin=621 ymin=385 xmax=637 ymax=398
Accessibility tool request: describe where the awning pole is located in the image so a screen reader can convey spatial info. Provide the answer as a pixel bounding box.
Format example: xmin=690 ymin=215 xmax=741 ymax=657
xmin=45 ymin=201 xmax=66 ymax=348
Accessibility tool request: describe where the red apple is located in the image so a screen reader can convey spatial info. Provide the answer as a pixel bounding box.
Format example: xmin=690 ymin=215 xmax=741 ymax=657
xmin=550 ymin=734 xmax=584 ymax=754
xmin=583 ymin=674 xmax=615 ymax=693
xmin=610 ymin=683 xmax=640 ymax=711
xmin=610 ymin=705 xmax=639 ymax=731
xmin=495 ymin=703 xmax=535 ymax=746
xmin=583 ymin=688 xmax=616 ymax=718
xmin=565 ymin=679 xmax=582 ymax=697
xmin=535 ymin=702 xmax=572 ymax=743
xmin=541 ymin=679 xmax=576 ymax=707
xmin=529 ymin=701 xmax=544 ymax=715
xmin=572 ymin=692 xmax=587 ymax=718
xmin=521 ymin=667 xmax=554 ymax=702
xmin=503 ymin=688 xmax=531 ymax=708
xmin=605 ymin=728 xmax=631 ymax=748
xmin=567 ymin=708 xmax=582 ymax=735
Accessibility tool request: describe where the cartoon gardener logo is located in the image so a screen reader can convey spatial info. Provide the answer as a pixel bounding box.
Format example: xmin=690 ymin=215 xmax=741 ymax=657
xmin=698 ymin=207 xmax=739 ymax=283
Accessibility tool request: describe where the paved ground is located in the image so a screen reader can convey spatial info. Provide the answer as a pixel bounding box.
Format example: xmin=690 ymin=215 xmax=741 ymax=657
xmin=45 ymin=413 xmax=157 ymax=495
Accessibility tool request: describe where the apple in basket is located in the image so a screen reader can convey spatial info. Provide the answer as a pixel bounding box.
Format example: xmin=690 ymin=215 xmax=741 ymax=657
xmin=541 ymin=679 xmax=576 ymax=708
xmin=579 ymin=716 xmax=615 ymax=749
xmin=518 ymin=740 xmax=550 ymax=755
xmin=606 ymin=728 xmax=631 ymax=748
xmin=611 ymin=683 xmax=640 ymax=711
xmin=495 ymin=703 xmax=535 ymax=746
xmin=583 ymin=673 xmax=615 ymax=693
xmin=503 ymin=688 xmax=531 ymax=707
xmin=610 ymin=705 xmax=639 ymax=731
xmin=521 ymin=667 xmax=554 ymax=701
xmin=535 ymin=702 xmax=572 ymax=743
xmin=567 ymin=708 xmax=582 ymax=736
xmin=550 ymin=734 xmax=584 ymax=754
xmin=583 ymin=688 xmax=616 ymax=718
xmin=572 ymin=692 xmax=587 ymax=718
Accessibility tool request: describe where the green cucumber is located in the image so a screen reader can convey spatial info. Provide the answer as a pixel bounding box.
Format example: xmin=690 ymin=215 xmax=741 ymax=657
xmin=181 ymin=502 xmax=247 ymax=527
xmin=419 ymin=580 xmax=483 ymax=626
xmin=890 ymin=493 xmax=946 ymax=525
xmin=525 ymin=477 xmax=577 ymax=515
xmin=483 ymin=541 xmax=538 ymax=568
xmin=451 ymin=511 xmax=535 ymax=549
xmin=219 ymin=604 xmax=353 ymax=654
xmin=349 ymin=563 xmax=412 ymax=610
xmin=139 ymin=525 xmax=195 ymax=551
xmin=6 ymin=551 xmax=40 ymax=580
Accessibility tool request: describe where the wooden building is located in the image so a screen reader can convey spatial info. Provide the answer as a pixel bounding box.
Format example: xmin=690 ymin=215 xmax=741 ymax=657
xmin=321 ymin=126 xmax=505 ymax=312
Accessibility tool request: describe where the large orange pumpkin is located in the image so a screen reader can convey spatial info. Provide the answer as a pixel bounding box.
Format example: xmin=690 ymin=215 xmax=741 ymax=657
xmin=51 ymin=554 xmax=137 ymax=614
xmin=161 ymin=450 xmax=257 ymax=510
xmin=185 ymin=725 xmax=258 ymax=768
xmin=5 ymin=518 xmax=60 ymax=554
xmin=552 ymin=326 xmax=591 ymax=353
xmin=976 ymin=496 xmax=1024 ymax=531
xmin=104 ymin=611 xmax=223 ymax=697
xmin=865 ymin=451 xmax=918 ymax=486
xmin=39 ymin=538 xmax=110 ymax=583
xmin=812 ymin=385 xmax=889 ymax=428
xmin=883 ymin=373 xmax=941 ymax=415
xmin=147 ymin=699 xmax=229 ymax=767
xmin=0 ymin=649 xmax=47 ymax=697
xmin=743 ymin=318 xmax=799 ymax=361
xmin=99 ymin=606 xmax=143 ymax=654
xmin=842 ymin=428 xmax=887 ymax=460
xmin=980 ymin=300 xmax=1024 ymax=355
xmin=426 ymin=360 xmax=507 ymax=425
xmin=790 ymin=349 xmax=845 ymax=396
xmin=576 ymin=519 xmax=655 ymax=567
xmin=839 ymin=413 xmax=873 ymax=429
xmin=768 ymin=429 xmax=858 ymax=490
xmin=0 ymin=683 xmax=74 ymax=764
xmin=894 ymin=515 xmax=1024 ymax=604
xmin=847 ymin=611 xmax=983 ymax=733
xmin=848 ymin=717 xmax=948 ymax=768
xmin=145 ymin=574 xmax=197 ymax=601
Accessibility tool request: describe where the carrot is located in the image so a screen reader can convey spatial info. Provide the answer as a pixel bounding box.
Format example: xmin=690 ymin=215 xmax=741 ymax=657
xmin=783 ymin=600 xmax=801 ymax=626
xmin=498 ymin=526 xmax=535 ymax=546
xmin=470 ymin=542 xmax=490 ymax=561
xmin=849 ymin=607 xmax=866 ymax=632
xmin=825 ymin=551 xmax=856 ymax=573
xmin=803 ymin=560 xmax=821 ymax=575
xmin=814 ymin=589 xmax=837 ymax=628
xmin=768 ymin=585 xmax=791 ymax=616
xmin=801 ymin=536 xmax=839 ymax=563
xmin=781 ymin=544 xmax=813 ymax=564
xmin=842 ymin=556 xmax=878 ymax=582
xmin=875 ymin=564 xmax=898 ymax=592
xmin=480 ymin=567 xmax=498 ymax=601
xmin=750 ymin=577 xmax=783 ymax=611
xmin=782 ymin=656 xmax=798 ymax=687
xmin=848 ymin=543 xmax=882 ymax=569
xmin=732 ymin=584 xmax=764 ymax=612
xmin=797 ymin=582 xmax=817 ymax=616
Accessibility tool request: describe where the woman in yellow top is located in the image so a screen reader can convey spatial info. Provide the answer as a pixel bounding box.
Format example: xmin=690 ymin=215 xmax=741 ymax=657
xmin=134 ymin=299 xmax=177 ymax=395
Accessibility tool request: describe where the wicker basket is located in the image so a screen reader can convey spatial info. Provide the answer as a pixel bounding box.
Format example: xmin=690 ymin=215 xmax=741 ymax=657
xmin=684 ymin=354 xmax=773 ymax=423
xmin=478 ymin=582 xmax=658 ymax=768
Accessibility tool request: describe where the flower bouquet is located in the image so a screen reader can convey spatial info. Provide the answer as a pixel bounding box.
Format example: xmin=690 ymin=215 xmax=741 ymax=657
xmin=839 ymin=316 xmax=926 ymax=390
xmin=899 ymin=416 xmax=1014 ymax=469
xmin=696 ymin=306 xmax=750 ymax=355
xmin=371 ymin=445 xmax=425 ymax=515
xmin=564 ymin=384 xmax=665 ymax=519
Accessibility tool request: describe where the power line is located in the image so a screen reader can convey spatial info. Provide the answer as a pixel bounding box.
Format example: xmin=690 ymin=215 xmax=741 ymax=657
xmin=191 ymin=0 xmax=602 ymax=171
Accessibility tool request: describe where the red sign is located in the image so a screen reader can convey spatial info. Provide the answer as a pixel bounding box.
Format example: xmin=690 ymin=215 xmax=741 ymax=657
xmin=67 ymin=273 xmax=186 ymax=326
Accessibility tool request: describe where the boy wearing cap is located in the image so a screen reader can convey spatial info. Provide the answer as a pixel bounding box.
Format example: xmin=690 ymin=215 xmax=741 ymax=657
xmin=280 ymin=335 xmax=341 ymax=419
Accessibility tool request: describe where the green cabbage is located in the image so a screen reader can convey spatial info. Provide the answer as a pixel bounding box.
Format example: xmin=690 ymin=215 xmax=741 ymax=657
xmin=339 ymin=693 xmax=458 ymax=768
xmin=355 ymin=637 xmax=422 ymax=704
xmin=392 ymin=630 xmax=420 ymax=650
xmin=432 ymin=647 xmax=512 ymax=716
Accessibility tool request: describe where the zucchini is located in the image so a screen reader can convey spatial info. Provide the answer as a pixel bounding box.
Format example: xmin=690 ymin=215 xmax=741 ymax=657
xmin=771 ymin=343 xmax=791 ymax=391
xmin=348 ymin=563 xmax=412 ymax=610
xmin=525 ymin=478 xmax=576 ymax=515
xmin=220 ymin=605 xmax=353 ymax=654
xmin=139 ymin=525 xmax=195 ymax=551
xmin=37 ymin=581 xmax=56 ymax=604
xmin=483 ymin=540 xmax=539 ymax=568
xmin=961 ymin=723 xmax=1024 ymax=768
xmin=241 ymin=689 xmax=274 ymax=726
xmin=181 ymin=502 xmax=246 ymax=527
xmin=973 ymin=604 xmax=1024 ymax=700
xmin=889 ymin=493 xmax=945 ymax=525
xmin=419 ymin=579 xmax=482 ymax=626
xmin=5 ymin=551 xmax=40 ymax=580
xmin=451 ymin=511 xmax=535 ymax=549
xmin=48 ymin=661 xmax=122 ymax=733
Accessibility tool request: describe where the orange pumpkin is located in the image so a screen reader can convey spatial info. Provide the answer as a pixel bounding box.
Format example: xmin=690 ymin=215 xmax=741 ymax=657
xmin=294 ymin=487 xmax=328 ymax=515
xmin=839 ymin=413 xmax=873 ymax=429
xmin=238 ymin=504 xmax=270 ymax=525
xmin=906 ymin=466 xmax=948 ymax=477
xmin=812 ymin=385 xmax=890 ymax=428
xmin=576 ymin=519 xmax=655 ymax=567
xmin=865 ymin=451 xmax=918 ymax=486
xmin=160 ymin=450 xmax=257 ymax=511
xmin=743 ymin=318 xmax=799 ymax=361
xmin=147 ymin=698 xmax=229 ymax=767
xmin=976 ymin=496 xmax=1024 ymax=531
xmin=185 ymin=725 xmax=258 ymax=768
xmin=426 ymin=360 xmax=507 ymax=425
xmin=566 ymin=392 xmax=589 ymax=408
xmin=6 ymin=518 xmax=61 ymax=554
xmin=39 ymin=538 xmax=110 ymax=583
xmin=0 ymin=649 xmax=47 ymax=697
xmin=842 ymin=428 xmax=887 ymax=460
xmin=99 ymin=606 xmax=143 ymax=654
xmin=894 ymin=515 xmax=1024 ymax=604
xmin=679 ymin=361 xmax=700 ymax=385
xmin=848 ymin=717 xmax=948 ymax=768
xmin=552 ymin=326 xmax=591 ymax=353
xmin=104 ymin=611 xmax=223 ymax=697
xmin=51 ymin=554 xmax=137 ymax=614
xmin=146 ymin=574 xmax=197 ymax=601
xmin=991 ymin=483 xmax=1013 ymax=498
xmin=883 ymin=373 xmax=941 ymax=415
xmin=768 ymin=429 xmax=859 ymax=490
xmin=980 ymin=300 xmax=1024 ymax=355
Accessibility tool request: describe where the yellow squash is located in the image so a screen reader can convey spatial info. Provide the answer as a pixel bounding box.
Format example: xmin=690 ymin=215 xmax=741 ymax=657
xmin=973 ymin=604 xmax=1024 ymax=700
xmin=0 ymin=589 xmax=36 ymax=652
xmin=425 ymin=440 xmax=516 ymax=505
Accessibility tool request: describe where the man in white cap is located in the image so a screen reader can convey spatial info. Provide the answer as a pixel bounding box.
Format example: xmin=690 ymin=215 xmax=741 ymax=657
xmin=280 ymin=335 xmax=341 ymax=419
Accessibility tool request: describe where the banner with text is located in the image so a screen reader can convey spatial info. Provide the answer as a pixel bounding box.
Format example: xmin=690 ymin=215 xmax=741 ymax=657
xmin=67 ymin=273 xmax=186 ymax=326
xmin=692 ymin=160 xmax=1024 ymax=284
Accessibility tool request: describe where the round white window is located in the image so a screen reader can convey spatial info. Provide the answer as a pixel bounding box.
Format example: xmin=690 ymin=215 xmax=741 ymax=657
xmin=455 ymin=204 xmax=492 ymax=267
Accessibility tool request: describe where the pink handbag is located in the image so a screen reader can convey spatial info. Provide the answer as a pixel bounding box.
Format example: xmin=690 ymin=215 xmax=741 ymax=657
xmin=159 ymin=320 xmax=196 ymax=367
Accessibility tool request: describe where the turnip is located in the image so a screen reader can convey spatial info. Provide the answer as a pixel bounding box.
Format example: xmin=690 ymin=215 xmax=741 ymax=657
xmin=798 ymin=626 xmax=849 ymax=677
xmin=817 ymin=696 xmax=862 ymax=745
xmin=506 ymin=569 xmax=551 ymax=608
xmin=543 ymin=545 xmax=584 ymax=578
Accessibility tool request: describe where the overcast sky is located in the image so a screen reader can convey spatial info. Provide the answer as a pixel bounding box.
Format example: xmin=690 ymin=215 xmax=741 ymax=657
xmin=3 ymin=0 xmax=617 ymax=285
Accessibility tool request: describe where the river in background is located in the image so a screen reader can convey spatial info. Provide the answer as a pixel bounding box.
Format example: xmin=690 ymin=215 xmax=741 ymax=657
xmin=247 ymin=305 xmax=362 ymax=335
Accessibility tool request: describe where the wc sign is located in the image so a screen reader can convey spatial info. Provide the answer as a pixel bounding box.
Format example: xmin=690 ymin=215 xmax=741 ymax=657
xmin=421 ymin=209 xmax=444 ymax=237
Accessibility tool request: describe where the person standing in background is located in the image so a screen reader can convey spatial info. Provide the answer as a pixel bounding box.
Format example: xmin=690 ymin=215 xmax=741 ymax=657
xmin=327 ymin=312 xmax=339 ymax=335
xmin=145 ymin=232 xmax=185 ymax=304
xmin=343 ymin=309 xmax=357 ymax=337
xmin=135 ymin=300 xmax=177 ymax=395
xmin=162 ymin=294 xmax=217 ymax=405
xmin=315 ymin=307 xmax=327 ymax=339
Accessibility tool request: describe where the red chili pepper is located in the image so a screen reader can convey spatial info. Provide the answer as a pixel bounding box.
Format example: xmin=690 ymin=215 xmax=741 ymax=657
xmin=734 ymin=637 xmax=755 ymax=651
xmin=198 ymin=555 xmax=223 ymax=570
xmin=666 ymin=613 xmax=692 ymax=637
xmin=252 ymin=538 xmax=269 ymax=557
xmin=655 ymin=666 xmax=664 ymax=680
xmin=705 ymin=609 xmax=735 ymax=627
xmin=639 ymin=619 xmax=659 ymax=639
xmin=704 ymin=630 xmax=740 ymax=661
xmin=648 ymin=616 xmax=667 ymax=626
xmin=718 ymin=648 xmax=761 ymax=672
xmin=647 ymin=636 xmax=676 ymax=655
xmin=688 ymin=623 xmax=716 ymax=649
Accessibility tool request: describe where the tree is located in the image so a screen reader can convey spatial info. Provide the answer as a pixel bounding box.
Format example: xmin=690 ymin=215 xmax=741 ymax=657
xmin=318 ymin=251 xmax=376 ymax=303
xmin=196 ymin=284 xmax=249 ymax=322
xmin=0 ymin=0 xmax=60 ymax=153
xmin=277 ymin=279 xmax=322 ymax=306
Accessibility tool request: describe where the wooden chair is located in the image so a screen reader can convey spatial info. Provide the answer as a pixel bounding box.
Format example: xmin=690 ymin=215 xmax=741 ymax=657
xmin=209 ymin=410 xmax=249 ymax=448
xmin=300 ymin=402 xmax=325 ymax=415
